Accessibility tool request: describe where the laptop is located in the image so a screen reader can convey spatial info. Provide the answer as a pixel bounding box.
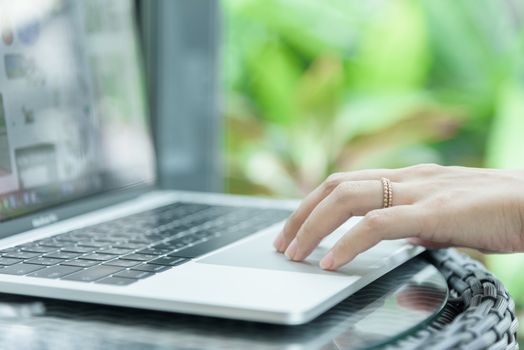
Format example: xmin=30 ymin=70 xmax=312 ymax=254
xmin=0 ymin=0 xmax=424 ymax=325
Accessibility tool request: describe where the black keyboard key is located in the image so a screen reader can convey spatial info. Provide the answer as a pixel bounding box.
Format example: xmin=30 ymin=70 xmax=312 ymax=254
xmin=91 ymin=238 xmax=118 ymax=243
xmin=96 ymin=248 xmax=133 ymax=255
xmin=60 ymin=246 xmax=94 ymax=254
xmin=0 ymin=257 xmax=23 ymax=266
xmin=120 ymin=253 xmax=156 ymax=262
xmin=178 ymin=236 xmax=201 ymax=245
xmin=96 ymin=276 xmax=137 ymax=286
xmin=108 ymin=232 xmax=134 ymax=239
xmin=192 ymin=229 xmax=216 ymax=239
xmin=75 ymin=232 xmax=102 ymax=240
xmin=28 ymin=265 xmax=83 ymax=279
xmin=150 ymin=243 xmax=174 ymax=250
xmin=103 ymin=259 xmax=141 ymax=268
xmin=77 ymin=241 xmax=109 ymax=248
xmin=174 ymin=228 xmax=261 ymax=258
xmin=61 ymin=259 xmax=100 ymax=268
xmin=3 ymin=251 xmax=41 ymax=259
xmin=54 ymin=236 xmax=78 ymax=243
xmin=149 ymin=256 xmax=188 ymax=266
xmin=114 ymin=270 xmax=153 ymax=279
xmin=79 ymin=253 xmax=115 ymax=261
xmin=131 ymin=264 xmax=171 ymax=273
xmin=25 ymin=257 xmax=63 ymax=266
xmin=0 ymin=247 xmax=18 ymax=253
xmin=35 ymin=239 xmax=64 ymax=248
xmin=0 ymin=263 xmax=45 ymax=275
xmin=128 ymin=238 xmax=153 ymax=244
xmin=20 ymin=245 xmax=57 ymax=253
xmin=62 ymin=265 xmax=125 ymax=282
xmin=44 ymin=252 xmax=81 ymax=259
xmin=111 ymin=243 xmax=146 ymax=250
xmin=136 ymin=248 xmax=169 ymax=256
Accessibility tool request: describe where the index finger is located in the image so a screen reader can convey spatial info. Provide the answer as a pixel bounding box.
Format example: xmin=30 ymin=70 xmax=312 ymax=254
xmin=273 ymin=169 xmax=403 ymax=252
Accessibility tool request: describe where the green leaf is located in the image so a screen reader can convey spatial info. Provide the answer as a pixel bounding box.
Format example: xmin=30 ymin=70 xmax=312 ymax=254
xmin=245 ymin=40 xmax=301 ymax=125
xmin=351 ymin=0 xmax=429 ymax=91
xmin=225 ymin=0 xmax=360 ymax=58
xmin=294 ymin=55 xmax=345 ymax=124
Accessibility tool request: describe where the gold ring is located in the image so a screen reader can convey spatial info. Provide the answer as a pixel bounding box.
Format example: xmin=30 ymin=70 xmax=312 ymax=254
xmin=381 ymin=177 xmax=393 ymax=208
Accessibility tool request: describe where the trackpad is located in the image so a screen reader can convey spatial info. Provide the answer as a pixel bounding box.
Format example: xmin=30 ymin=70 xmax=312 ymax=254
xmin=199 ymin=233 xmax=339 ymax=275
xmin=197 ymin=222 xmax=413 ymax=276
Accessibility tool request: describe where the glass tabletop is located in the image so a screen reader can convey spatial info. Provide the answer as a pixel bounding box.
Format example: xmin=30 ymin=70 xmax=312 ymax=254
xmin=0 ymin=255 xmax=448 ymax=350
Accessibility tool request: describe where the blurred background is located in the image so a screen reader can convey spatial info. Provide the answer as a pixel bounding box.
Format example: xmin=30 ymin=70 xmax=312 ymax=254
xmin=140 ymin=0 xmax=524 ymax=343
xmin=220 ymin=0 xmax=524 ymax=340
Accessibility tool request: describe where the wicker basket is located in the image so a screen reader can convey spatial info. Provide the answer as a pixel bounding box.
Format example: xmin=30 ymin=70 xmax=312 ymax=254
xmin=390 ymin=249 xmax=519 ymax=350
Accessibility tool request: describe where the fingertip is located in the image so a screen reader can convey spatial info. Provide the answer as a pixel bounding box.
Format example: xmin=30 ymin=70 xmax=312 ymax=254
xmin=319 ymin=251 xmax=334 ymax=270
xmin=285 ymin=239 xmax=298 ymax=260
xmin=273 ymin=233 xmax=285 ymax=252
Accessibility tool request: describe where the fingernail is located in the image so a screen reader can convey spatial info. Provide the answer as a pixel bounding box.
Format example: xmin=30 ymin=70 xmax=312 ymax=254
xmin=285 ymin=239 xmax=298 ymax=260
xmin=320 ymin=252 xmax=334 ymax=270
xmin=273 ymin=234 xmax=284 ymax=252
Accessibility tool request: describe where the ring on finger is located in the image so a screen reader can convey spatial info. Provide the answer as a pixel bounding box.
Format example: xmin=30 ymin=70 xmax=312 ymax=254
xmin=381 ymin=177 xmax=393 ymax=208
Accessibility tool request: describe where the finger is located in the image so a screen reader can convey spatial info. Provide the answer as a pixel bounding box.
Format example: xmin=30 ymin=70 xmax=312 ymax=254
xmin=286 ymin=180 xmax=414 ymax=261
xmin=285 ymin=180 xmax=383 ymax=261
xmin=274 ymin=169 xmax=404 ymax=252
xmin=274 ymin=184 xmax=330 ymax=252
xmin=320 ymin=205 xmax=425 ymax=270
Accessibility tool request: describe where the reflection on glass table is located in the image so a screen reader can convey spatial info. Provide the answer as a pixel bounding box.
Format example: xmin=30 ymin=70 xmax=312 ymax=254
xmin=0 ymin=256 xmax=447 ymax=350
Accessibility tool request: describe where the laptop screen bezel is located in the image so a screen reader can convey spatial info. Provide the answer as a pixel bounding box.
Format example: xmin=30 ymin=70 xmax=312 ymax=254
xmin=0 ymin=182 xmax=156 ymax=239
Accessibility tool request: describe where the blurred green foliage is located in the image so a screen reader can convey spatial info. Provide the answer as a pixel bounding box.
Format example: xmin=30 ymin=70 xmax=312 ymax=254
xmin=222 ymin=0 xmax=524 ymax=324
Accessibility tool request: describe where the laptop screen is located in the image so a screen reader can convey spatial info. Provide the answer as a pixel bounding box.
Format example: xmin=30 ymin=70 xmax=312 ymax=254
xmin=0 ymin=0 xmax=155 ymax=222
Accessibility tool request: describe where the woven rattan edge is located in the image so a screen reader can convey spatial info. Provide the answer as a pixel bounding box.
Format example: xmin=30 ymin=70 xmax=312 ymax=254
xmin=386 ymin=249 xmax=519 ymax=350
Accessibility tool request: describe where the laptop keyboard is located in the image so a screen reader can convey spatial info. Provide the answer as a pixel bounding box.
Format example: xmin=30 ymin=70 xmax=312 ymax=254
xmin=0 ymin=202 xmax=291 ymax=286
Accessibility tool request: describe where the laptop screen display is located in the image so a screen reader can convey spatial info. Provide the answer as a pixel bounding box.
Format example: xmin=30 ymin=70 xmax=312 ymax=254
xmin=0 ymin=0 xmax=155 ymax=221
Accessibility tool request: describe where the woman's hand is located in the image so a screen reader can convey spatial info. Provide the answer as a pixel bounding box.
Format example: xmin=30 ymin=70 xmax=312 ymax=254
xmin=273 ymin=164 xmax=524 ymax=270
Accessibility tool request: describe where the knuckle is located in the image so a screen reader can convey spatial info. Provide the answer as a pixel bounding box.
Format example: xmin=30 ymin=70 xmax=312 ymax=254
xmin=409 ymin=163 xmax=443 ymax=176
xmin=364 ymin=210 xmax=387 ymax=232
xmin=428 ymin=193 xmax=453 ymax=209
xmin=323 ymin=173 xmax=346 ymax=192
xmin=332 ymin=181 xmax=360 ymax=203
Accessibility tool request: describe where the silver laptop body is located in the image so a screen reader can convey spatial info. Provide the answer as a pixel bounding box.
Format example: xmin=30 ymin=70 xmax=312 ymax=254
xmin=0 ymin=0 xmax=423 ymax=325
